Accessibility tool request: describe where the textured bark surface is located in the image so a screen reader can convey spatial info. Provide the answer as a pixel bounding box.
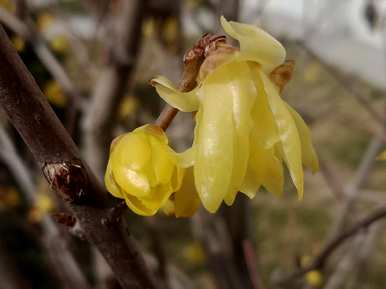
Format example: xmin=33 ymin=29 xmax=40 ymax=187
xmin=0 ymin=26 xmax=157 ymax=289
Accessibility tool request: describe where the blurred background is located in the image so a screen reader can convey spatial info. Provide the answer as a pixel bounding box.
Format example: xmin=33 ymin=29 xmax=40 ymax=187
xmin=1 ymin=0 xmax=386 ymax=289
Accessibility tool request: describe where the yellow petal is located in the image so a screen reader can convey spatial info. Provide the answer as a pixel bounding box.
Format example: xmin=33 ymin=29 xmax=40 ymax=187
xmin=220 ymin=16 xmax=286 ymax=72
xmin=177 ymin=146 xmax=196 ymax=168
xmin=122 ymin=192 xmax=157 ymax=216
xmin=256 ymin=146 xmax=284 ymax=197
xmin=173 ymin=168 xmax=200 ymax=217
xmin=244 ymin=132 xmax=284 ymax=197
xmin=259 ymin=71 xmax=304 ymax=199
xmin=111 ymin=132 xmax=151 ymax=171
xmin=249 ymin=63 xmax=280 ymax=148
xmin=104 ymin=160 xmax=124 ymax=199
xmin=194 ymin=72 xmax=235 ymax=212
xmin=222 ymin=62 xmax=256 ymax=205
xmin=239 ymin=164 xmax=261 ymax=198
xmin=286 ymin=104 xmax=319 ymax=173
xmin=140 ymin=124 xmax=169 ymax=144
xmin=148 ymin=137 xmax=175 ymax=185
xmin=150 ymin=76 xmax=199 ymax=112
xmin=138 ymin=184 xmax=175 ymax=214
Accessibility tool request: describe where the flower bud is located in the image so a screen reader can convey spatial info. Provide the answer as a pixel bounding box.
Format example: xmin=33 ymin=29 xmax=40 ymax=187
xmin=105 ymin=125 xmax=184 ymax=216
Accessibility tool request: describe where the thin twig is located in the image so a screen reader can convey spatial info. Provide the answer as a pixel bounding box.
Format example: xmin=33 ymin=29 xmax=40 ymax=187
xmin=274 ymin=205 xmax=386 ymax=286
xmin=297 ymin=41 xmax=385 ymax=126
xmin=242 ymin=240 xmax=265 ymax=289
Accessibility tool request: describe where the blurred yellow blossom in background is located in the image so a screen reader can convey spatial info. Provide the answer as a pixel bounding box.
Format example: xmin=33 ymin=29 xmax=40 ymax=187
xmin=305 ymin=270 xmax=323 ymax=287
xmin=0 ymin=0 xmax=15 ymax=12
xmin=377 ymin=150 xmax=386 ymax=160
xmin=0 ymin=187 xmax=20 ymax=209
xmin=183 ymin=242 xmax=206 ymax=265
xmin=43 ymin=80 xmax=67 ymax=107
xmin=28 ymin=193 xmax=55 ymax=223
xmin=11 ymin=36 xmax=25 ymax=52
xmin=36 ymin=12 xmax=55 ymax=32
xmin=49 ymin=35 xmax=70 ymax=54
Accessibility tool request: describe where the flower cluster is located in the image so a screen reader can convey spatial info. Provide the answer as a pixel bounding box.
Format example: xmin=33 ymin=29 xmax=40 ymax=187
xmin=105 ymin=17 xmax=319 ymax=216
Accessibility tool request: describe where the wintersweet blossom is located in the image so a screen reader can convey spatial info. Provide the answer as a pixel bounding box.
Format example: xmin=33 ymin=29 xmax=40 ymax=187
xmin=151 ymin=17 xmax=319 ymax=213
xmin=105 ymin=125 xmax=189 ymax=216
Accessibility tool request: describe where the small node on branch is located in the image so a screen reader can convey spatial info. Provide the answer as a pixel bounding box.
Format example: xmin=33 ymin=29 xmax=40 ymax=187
xmin=42 ymin=159 xmax=89 ymax=204
xmin=52 ymin=212 xmax=77 ymax=227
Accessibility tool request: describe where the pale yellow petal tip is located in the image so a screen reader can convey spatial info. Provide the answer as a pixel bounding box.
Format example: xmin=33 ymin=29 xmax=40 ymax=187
xmin=377 ymin=150 xmax=386 ymax=161
xmin=149 ymin=75 xmax=171 ymax=87
xmin=220 ymin=16 xmax=286 ymax=71
xmin=311 ymin=159 xmax=320 ymax=174
xmin=297 ymin=188 xmax=304 ymax=201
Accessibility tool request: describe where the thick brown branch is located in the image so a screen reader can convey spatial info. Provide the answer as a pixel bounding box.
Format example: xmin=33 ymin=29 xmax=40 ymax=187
xmin=0 ymin=26 xmax=157 ymax=289
xmin=274 ymin=205 xmax=386 ymax=287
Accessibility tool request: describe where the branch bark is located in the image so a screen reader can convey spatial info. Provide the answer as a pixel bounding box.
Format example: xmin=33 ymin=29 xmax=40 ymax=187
xmin=0 ymin=25 xmax=157 ymax=289
xmin=0 ymin=124 xmax=92 ymax=289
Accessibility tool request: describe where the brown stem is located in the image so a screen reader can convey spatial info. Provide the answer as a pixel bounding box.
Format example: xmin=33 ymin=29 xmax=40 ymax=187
xmin=154 ymin=33 xmax=224 ymax=131
xmin=0 ymin=25 xmax=157 ymax=289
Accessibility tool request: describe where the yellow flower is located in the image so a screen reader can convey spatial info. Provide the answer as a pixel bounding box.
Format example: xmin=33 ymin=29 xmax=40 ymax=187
xmin=377 ymin=150 xmax=386 ymax=160
xmin=36 ymin=12 xmax=55 ymax=32
xmin=11 ymin=36 xmax=25 ymax=52
xmin=43 ymin=80 xmax=67 ymax=107
xmin=105 ymin=124 xmax=194 ymax=216
xmin=151 ymin=17 xmax=319 ymax=213
xmin=28 ymin=193 xmax=55 ymax=223
xmin=305 ymin=270 xmax=323 ymax=287
xmin=49 ymin=35 xmax=70 ymax=54
xmin=0 ymin=0 xmax=15 ymax=12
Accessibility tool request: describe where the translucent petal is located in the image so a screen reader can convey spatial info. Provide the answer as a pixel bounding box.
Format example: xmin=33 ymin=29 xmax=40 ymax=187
xmin=111 ymin=132 xmax=151 ymax=171
xmin=112 ymin=167 xmax=151 ymax=197
xmin=194 ymin=69 xmax=235 ymax=213
xmin=249 ymin=63 xmax=280 ymax=148
xmin=222 ymin=62 xmax=256 ymax=205
xmin=286 ymin=104 xmax=319 ymax=173
xmin=177 ymin=146 xmax=196 ymax=168
xmin=150 ymin=76 xmax=199 ymax=112
xmin=239 ymin=165 xmax=261 ymax=198
xmin=139 ymin=184 xmax=175 ymax=213
xmin=171 ymin=166 xmax=185 ymax=192
xmin=140 ymin=124 xmax=169 ymax=144
xmin=220 ymin=16 xmax=286 ymax=72
xmin=104 ymin=160 xmax=124 ymax=199
xmin=174 ymin=168 xmax=200 ymax=217
xmin=259 ymin=71 xmax=304 ymax=199
xmin=122 ymin=192 xmax=156 ymax=216
xmin=149 ymin=137 xmax=175 ymax=185
xmin=245 ymin=131 xmax=284 ymax=197
xmin=258 ymin=148 xmax=284 ymax=197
